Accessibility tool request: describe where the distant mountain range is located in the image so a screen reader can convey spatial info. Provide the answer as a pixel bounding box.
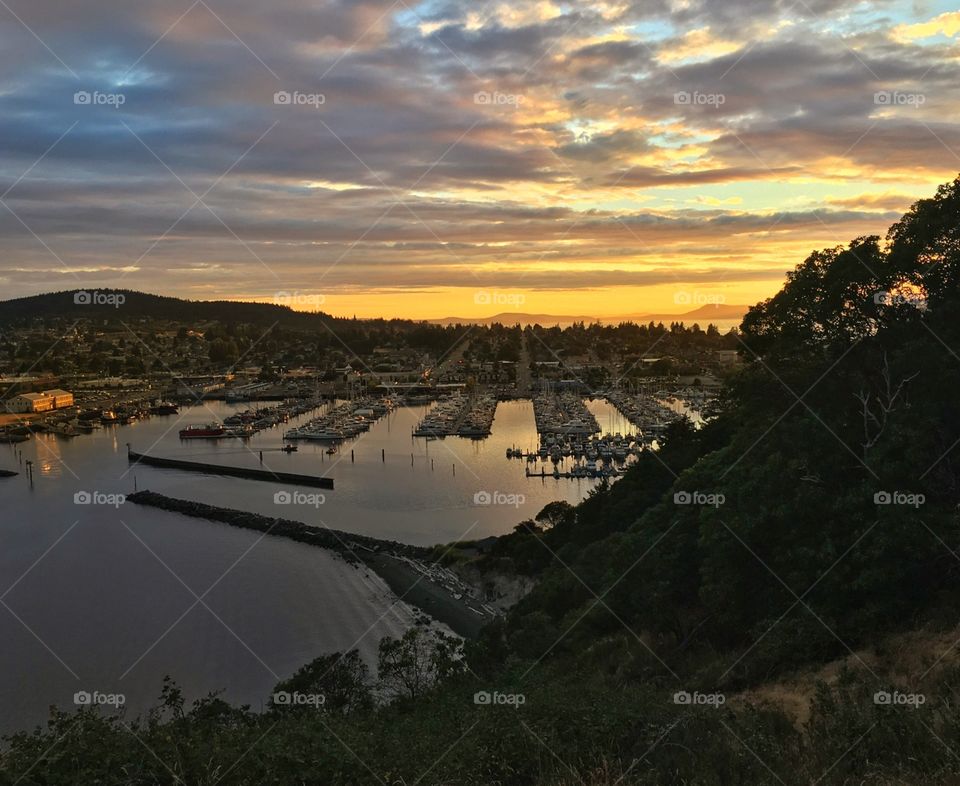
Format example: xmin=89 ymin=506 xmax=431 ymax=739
xmin=430 ymin=303 xmax=749 ymax=327
xmin=0 ymin=290 xmax=749 ymax=329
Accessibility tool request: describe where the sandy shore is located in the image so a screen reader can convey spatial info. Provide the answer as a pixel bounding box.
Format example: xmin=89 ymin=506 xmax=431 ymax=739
xmin=358 ymin=553 xmax=488 ymax=638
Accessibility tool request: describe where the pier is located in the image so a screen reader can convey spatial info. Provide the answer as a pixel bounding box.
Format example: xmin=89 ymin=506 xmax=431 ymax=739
xmin=127 ymin=448 xmax=334 ymax=489
xmin=525 ymin=466 xmax=621 ymax=479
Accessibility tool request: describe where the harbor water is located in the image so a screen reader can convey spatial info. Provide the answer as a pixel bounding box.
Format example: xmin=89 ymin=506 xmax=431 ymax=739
xmin=0 ymin=399 xmax=598 ymax=733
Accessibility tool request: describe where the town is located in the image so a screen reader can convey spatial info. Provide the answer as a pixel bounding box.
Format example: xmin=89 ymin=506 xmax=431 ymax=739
xmin=0 ymin=296 xmax=739 ymax=442
xmin=0 ymin=291 xmax=741 ymax=449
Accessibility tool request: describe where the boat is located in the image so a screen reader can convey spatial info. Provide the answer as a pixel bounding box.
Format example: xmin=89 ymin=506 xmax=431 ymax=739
xmin=101 ymin=411 xmax=120 ymax=424
xmin=179 ymin=423 xmax=226 ymax=439
xmin=149 ymin=402 xmax=179 ymax=415
xmin=281 ymin=445 xmax=298 ymax=453
xmin=325 ymin=447 xmax=337 ymax=455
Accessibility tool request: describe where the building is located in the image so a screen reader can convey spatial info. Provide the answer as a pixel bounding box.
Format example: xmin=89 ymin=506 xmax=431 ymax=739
xmin=5 ymin=393 xmax=55 ymax=413
xmin=42 ymin=389 xmax=74 ymax=408
xmin=4 ymin=388 xmax=74 ymax=413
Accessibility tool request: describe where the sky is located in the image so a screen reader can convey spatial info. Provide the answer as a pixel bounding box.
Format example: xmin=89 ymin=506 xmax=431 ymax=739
xmin=0 ymin=0 xmax=958 ymax=319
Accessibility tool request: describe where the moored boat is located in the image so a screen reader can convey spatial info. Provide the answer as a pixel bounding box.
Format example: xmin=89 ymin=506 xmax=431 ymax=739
xmin=179 ymin=423 xmax=226 ymax=439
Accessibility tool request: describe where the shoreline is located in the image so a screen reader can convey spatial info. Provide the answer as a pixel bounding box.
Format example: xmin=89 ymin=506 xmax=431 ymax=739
xmin=126 ymin=490 xmax=492 ymax=638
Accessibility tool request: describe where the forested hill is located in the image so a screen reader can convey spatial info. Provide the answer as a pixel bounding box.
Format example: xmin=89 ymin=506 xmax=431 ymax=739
xmin=0 ymin=290 xmax=326 ymax=327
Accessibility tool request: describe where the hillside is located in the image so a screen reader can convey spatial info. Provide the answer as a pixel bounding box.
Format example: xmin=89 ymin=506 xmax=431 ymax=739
xmin=0 ymin=290 xmax=324 ymax=327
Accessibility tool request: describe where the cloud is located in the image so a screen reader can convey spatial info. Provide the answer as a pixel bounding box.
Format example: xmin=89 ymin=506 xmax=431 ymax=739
xmin=893 ymin=11 xmax=960 ymax=42
xmin=0 ymin=0 xmax=956 ymax=314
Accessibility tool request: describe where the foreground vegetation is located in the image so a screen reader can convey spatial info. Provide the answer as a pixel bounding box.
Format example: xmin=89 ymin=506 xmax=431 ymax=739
xmin=4 ymin=176 xmax=960 ymax=784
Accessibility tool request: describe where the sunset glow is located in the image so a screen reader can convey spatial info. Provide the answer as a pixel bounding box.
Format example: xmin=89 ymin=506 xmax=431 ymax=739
xmin=1 ymin=0 xmax=958 ymax=317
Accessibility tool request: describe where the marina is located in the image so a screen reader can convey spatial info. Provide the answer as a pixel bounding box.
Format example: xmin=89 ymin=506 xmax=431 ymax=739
xmin=604 ymin=387 xmax=713 ymax=437
xmin=0 ymin=384 xmax=702 ymax=735
xmin=284 ymin=397 xmax=394 ymax=442
xmin=413 ymin=393 xmax=498 ymax=438
xmin=0 ymin=398 xmax=598 ymax=730
xmin=532 ymin=390 xmax=600 ymax=436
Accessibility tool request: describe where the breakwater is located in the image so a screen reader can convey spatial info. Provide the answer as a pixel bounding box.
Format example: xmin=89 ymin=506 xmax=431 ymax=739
xmin=125 ymin=491 xmax=489 ymax=637
xmin=127 ymin=491 xmax=421 ymax=557
xmin=127 ymin=449 xmax=334 ymax=489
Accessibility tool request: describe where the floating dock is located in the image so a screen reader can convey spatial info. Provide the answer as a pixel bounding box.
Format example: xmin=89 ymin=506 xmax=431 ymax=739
xmin=127 ymin=448 xmax=333 ymax=489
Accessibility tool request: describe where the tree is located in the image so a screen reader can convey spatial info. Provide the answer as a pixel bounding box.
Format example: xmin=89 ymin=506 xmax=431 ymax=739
xmin=270 ymin=649 xmax=372 ymax=714
xmin=377 ymin=628 xmax=464 ymax=701
xmin=534 ymin=500 xmax=575 ymax=530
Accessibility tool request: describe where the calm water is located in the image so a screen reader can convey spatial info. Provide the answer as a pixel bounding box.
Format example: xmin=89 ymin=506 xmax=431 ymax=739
xmin=0 ymin=400 xmax=598 ymax=733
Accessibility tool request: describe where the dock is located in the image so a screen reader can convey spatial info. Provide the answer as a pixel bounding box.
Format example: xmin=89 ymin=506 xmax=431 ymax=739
xmin=525 ymin=467 xmax=620 ymax=479
xmin=127 ymin=448 xmax=334 ymax=489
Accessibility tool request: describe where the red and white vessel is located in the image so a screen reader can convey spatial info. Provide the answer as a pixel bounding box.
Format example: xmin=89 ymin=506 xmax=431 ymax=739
xmin=178 ymin=423 xmax=226 ymax=439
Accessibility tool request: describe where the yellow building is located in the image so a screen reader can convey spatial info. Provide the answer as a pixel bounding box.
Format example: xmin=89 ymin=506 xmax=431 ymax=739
xmin=4 ymin=389 xmax=74 ymax=413
xmin=42 ymin=389 xmax=75 ymax=408
xmin=6 ymin=393 xmax=55 ymax=413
